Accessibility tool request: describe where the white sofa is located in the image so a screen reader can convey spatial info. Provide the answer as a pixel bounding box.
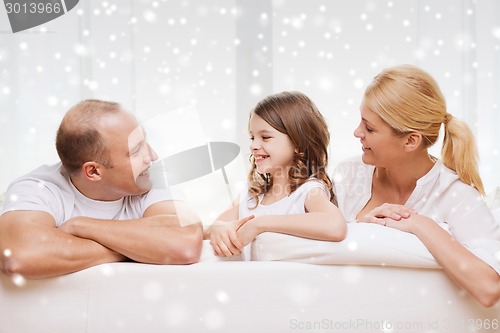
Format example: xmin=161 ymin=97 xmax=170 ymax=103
xmin=1 ymin=222 xmax=500 ymax=333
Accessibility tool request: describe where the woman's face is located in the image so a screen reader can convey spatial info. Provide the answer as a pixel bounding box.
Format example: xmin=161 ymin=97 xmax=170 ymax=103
xmin=353 ymin=101 xmax=407 ymax=168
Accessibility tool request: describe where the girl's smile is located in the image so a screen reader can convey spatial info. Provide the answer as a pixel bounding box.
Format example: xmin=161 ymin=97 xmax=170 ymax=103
xmin=253 ymin=154 xmax=269 ymax=163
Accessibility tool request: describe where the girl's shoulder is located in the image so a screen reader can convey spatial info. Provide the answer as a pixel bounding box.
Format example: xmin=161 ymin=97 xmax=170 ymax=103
xmin=302 ymin=177 xmax=328 ymax=187
xmin=295 ymin=178 xmax=330 ymax=198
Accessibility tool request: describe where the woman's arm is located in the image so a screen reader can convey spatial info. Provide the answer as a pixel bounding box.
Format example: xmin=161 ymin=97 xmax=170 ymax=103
xmin=237 ymin=187 xmax=347 ymax=246
xmin=363 ymin=204 xmax=500 ymax=307
xmin=394 ymin=214 xmax=500 ymax=307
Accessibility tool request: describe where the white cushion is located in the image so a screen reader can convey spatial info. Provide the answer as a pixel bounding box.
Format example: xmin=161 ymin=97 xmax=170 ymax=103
xmin=251 ymin=223 xmax=440 ymax=268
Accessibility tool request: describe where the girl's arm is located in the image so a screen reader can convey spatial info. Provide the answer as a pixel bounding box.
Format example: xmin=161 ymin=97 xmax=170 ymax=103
xmin=204 ymin=196 xmax=255 ymax=257
xmin=237 ymin=187 xmax=347 ymax=246
xmin=363 ymin=204 xmax=500 ymax=307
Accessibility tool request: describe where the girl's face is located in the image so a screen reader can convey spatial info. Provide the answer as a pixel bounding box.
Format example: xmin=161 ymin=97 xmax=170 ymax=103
xmin=353 ymin=101 xmax=407 ymax=168
xmin=249 ymin=114 xmax=296 ymax=177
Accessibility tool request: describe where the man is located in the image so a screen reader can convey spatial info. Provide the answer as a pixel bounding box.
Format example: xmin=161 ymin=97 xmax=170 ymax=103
xmin=0 ymin=99 xmax=203 ymax=278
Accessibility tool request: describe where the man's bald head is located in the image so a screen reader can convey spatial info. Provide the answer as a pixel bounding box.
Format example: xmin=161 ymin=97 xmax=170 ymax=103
xmin=56 ymin=99 xmax=122 ymax=174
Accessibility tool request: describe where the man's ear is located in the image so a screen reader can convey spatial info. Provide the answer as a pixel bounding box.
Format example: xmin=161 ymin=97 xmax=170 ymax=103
xmin=404 ymin=132 xmax=423 ymax=152
xmin=81 ymin=162 xmax=103 ymax=181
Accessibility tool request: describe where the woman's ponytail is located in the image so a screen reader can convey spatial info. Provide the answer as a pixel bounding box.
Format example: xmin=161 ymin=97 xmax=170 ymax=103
xmin=441 ymin=115 xmax=485 ymax=195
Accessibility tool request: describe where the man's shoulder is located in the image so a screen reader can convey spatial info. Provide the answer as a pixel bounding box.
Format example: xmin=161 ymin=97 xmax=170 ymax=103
xmin=2 ymin=163 xmax=72 ymax=222
xmin=7 ymin=163 xmax=72 ymax=197
xmin=123 ymin=187 xmax=186 ymax=207
xmin=7 ymin=163 xmax=71 ymax=196
xmin=12 ymin=163 xmax=68 ymax=185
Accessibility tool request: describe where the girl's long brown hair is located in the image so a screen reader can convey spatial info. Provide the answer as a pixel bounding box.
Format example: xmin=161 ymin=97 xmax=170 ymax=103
xmin=247 ymin=91 xmax=335 ymax=207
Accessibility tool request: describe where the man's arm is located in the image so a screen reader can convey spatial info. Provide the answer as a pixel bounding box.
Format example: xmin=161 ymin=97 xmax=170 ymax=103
xmin=60 ymin=200 xmax=203 ymax=264
xmin=0 ymin=210 xmax=126 ymax=279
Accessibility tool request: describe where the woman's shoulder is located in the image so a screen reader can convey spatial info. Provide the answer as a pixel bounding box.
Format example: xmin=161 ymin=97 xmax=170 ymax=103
xmin=435 ymin=161 xmax=476 ymax=189
xmin=427 ymin=160 xmax=483 ymax=201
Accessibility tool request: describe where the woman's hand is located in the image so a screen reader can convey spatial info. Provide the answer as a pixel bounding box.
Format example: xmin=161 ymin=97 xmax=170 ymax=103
xmin=360 ymin=203 xmax=417 ymax=231
xmin=207 ymin=215 xmax=254 ymax=257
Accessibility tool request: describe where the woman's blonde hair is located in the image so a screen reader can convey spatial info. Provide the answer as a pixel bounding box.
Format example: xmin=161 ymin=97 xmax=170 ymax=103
xmin=364 ymin=64 xmax=484 ymax=195
xmin=247 ymin=91 xmax=335 ymax=207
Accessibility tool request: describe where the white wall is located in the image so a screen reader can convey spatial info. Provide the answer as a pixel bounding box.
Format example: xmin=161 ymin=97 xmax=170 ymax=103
xmin=0 ymin=0 xmax=499 ymax=220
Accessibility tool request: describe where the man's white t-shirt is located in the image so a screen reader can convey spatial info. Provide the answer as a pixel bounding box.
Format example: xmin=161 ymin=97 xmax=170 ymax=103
xmin=1 ymin=163 xmax=184 ymax=227
xmin=333 ymin=156 xmax=500 ymax=274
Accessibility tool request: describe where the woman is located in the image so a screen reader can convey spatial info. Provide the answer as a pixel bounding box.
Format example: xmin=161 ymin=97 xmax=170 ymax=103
xmin=333 ymin=64 xmax=500 ymax=307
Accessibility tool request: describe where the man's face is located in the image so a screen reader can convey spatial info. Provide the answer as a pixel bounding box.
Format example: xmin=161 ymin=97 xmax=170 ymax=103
xmin=98 ymin=110 xmax=158 ymax=199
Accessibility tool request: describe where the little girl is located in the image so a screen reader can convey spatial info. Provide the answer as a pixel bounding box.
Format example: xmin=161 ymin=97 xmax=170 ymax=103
xmin=206 ymin=91 xmax=347 ymax=257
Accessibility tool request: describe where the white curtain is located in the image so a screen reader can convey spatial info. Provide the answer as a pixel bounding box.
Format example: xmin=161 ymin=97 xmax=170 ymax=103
xmin=0 ymin=0 xmax=499 ymax=218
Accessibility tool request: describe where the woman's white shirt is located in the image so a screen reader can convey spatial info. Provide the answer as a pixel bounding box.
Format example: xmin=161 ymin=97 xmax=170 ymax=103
xmin=333 ymin=156 xmax=500 ymax=274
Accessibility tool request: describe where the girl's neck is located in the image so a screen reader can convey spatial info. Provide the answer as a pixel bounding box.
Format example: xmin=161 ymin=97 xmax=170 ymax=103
xmin=262 ymin=170 xmax=292 ymax=204
xmin=270 ymin=166 xmax=292 ymax=191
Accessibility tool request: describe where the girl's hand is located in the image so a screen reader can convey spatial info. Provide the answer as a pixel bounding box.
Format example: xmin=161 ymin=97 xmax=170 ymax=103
xmin=208 ymin=215 xmax=254 ymax=257
xmin=236 ymin=216 xmax=261 ymax=248
xmin=359 ymin=203 xmax=417 ymax=228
